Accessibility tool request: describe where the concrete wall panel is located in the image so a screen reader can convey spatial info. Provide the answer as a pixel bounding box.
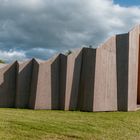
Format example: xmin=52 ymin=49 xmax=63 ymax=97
xmin=116 ymin=26 xmax=140 ymax=111
xmin=77 ymin=48 xmax=96 ymax=111
xmin=116 ymin=33 xmax=129 ymax=111
xmin=137 ymin=33 xmax=140 ymax=105
xmin=94 ymin=36 xmax=117 ymax=111
xmin=51 ymin=55 xmax=60 ymax=109
xmin=29 ymin=59 xmax=39 ymax=109
xmin=59 ymin=54 xmax=67 ymax=110
xmin=29 ymin=59 xmax=52 ymax=109
xmin=128 ymin=25 xmax=140 ymax=111
xmin=30 ymin=54 xmax=67 ymax=109
xmin=65 ymin=49 xmax=82 ymax=110
xmin=15 ymin=60 xmax=33 ymax=108
xmin=0 ymin=62 xmax=17 ymax=107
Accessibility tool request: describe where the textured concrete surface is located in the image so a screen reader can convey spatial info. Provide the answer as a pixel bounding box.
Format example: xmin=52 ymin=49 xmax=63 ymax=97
xmin=138 ymin=34 xmax=140 ymax=105
xmin=116 ymin=25 xmax=140 ymax=111
xmin=65 ymin=48 xmax=83 ymax=110
xmin=29 ymin=59 xmax=39 ymax=109
xmin=29 ymin=58 xmax=53 ymax=109
xmin=94 ymin=36 xmax=117 ymax=111
xmin=29 ymin=55 xmax=63 ymax=110
xmin=0 ymin=62 xmax=17 ymax=107
xmin=116 ymin=33 xmax=129 ymax=111
xmin=50 ymin=55 xmax=61 ymax=110
xmin=59 ymin=54 xmax=67 ymax=110
xmin=128 ymin=25 xmax=140 ymax=111
xmin=15 ymin=60 xmax=33 ymax=108
xmin=78 ymin=48 xmax=96 ymax=111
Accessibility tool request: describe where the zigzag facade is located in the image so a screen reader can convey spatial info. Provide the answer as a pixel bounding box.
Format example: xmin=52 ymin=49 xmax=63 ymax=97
xmin=0 ymin=25 xmax=140 ymax=111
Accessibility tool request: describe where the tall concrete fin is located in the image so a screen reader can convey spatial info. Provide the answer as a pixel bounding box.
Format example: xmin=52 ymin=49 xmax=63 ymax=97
xmin=59 ymin=54 xmax=67 ymax=110
xmin=0 ymin=62 xmax=17 ymax=107
xmin=116 ymin=33 xmax=129 ymax=111
xmin=65 ymin=48 xmax=83 ymax=110
xmin=29 ymin=59 xmax=51 ymax=109
xmin=116 ymin=25 xmax=140 ymax=111
xmin=50 ymin=54 xmax=60 ymax=110
xmin=93 ymin=36 xmax=117 ymax=111
xmin=15 ymin=60 xmax=33 ymax=108
xmin=29 ymin=59 xmax=40 ymax=109
xmin=137 ymin=26 xmax=140 ymax=106
xmin=78 ymin=48 xmax=96 ymax=111
xmin=128 ymin=25 xmax=140 ymax=111
xmin=29 ymin=55 xmax=61 ymax=110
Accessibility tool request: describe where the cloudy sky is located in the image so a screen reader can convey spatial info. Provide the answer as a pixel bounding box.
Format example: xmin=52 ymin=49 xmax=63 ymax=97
xmin=0 ymin=0 xmax=140 ymax=62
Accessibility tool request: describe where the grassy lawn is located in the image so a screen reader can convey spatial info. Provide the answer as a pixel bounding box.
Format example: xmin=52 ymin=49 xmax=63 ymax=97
xmin=0 ymin=109 xmax=140 ymax=140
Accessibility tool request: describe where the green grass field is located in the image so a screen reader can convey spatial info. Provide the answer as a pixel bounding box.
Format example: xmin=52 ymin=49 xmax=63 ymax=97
xmin=0 ymin=109 xmax=140 ymax=140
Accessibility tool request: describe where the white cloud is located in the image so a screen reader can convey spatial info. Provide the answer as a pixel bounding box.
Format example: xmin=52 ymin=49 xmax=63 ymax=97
xmin=0 ymin=0 xmax=139 ymax=61
xmin=0 ymin=50 xmax=26 ymax=62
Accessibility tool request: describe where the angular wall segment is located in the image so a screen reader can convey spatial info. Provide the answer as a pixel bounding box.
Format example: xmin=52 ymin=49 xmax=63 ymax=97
xmin=51 ymin=55 xmax=61 ymax=110
xmin=116 ymin=25 xmax=140 ymax=111
xmin=29 ymin=59 xmax=54 ymax=109
xmin=116 ymin=33 xmax=129 ymax=111
xmin=128 ymin=25 xmax=140 ymax=111
xmin=15 ymin=60 xmax=33 ymax=108
xmin=78 ymin=48 xmax=96 ymax=111
xmin=59 ymin=54 xmax=67 ymax=110
xmin=0 ymin=62 xmax=17 ymax=107
xmin=138 ymin=33 xmax=140 ymax=105
xmin=29 ymin=59 xmax=39 ymax=109
xmin=94 ymin=36 xmax=117 ymax=111
xmin=29 ymin=55 xmax=67 ymax=110
xmin=65 ymin=49 xmax=83 ymax=110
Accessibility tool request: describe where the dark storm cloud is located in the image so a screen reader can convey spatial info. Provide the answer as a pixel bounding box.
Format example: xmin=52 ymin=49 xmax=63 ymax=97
xmin=0 ymin=0 xmax=140 ymax=62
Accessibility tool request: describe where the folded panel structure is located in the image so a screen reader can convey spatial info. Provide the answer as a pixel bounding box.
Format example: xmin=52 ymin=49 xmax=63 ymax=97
xmin=15 ymin=60 xmax=33 ymax=108
xmin=0 ymin=62 xmax=17 ymax=107
xmin=128 ymin=25 xmax=140 ymax=111
xmin=0 ymin=25 xmax=138 ymax=112
xmin=65 ymin=48 xmax=83 ymax=110
xmin=29 ymin=58 xmax=54 ymax=109
xmin=116 ymin=33 xmax=129 ymax=111
xmin=59 ymin=54 xmax=67 ymax=110
xmin=78 ymin=48 xmax=96 ymax=111
xmin=29 ymin=55 xmax=66 ymax=110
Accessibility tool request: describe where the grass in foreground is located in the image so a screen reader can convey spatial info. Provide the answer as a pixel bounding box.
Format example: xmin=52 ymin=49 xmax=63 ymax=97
xmin=0 ymin=109 xmax=140 ymax=140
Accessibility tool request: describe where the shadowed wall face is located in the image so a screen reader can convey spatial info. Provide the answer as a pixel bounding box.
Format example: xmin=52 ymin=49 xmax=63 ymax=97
xmin=15 ymin=60 xmax=33 ymax=108
xmin=29 ymin=60 xmax=39 ymax=109
xmin=78 ymin=48 xmax=96 ymax=111
xmin=0 ymin=62 xmax=17 ymax=107
xmin=51 ymin=56 xmax=60 ymax=109
xmin=59 ymin=54 xmax=67 ymax=110
xmin=116 ymin=34 xmax=129 ymax=111
xmin=65 ymin=49 xmax=83 ymax=110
